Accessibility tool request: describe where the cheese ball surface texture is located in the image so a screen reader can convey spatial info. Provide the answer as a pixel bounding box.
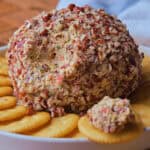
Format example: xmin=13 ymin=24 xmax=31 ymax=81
xmin=7 ymin=4 xmax=143 ymax=116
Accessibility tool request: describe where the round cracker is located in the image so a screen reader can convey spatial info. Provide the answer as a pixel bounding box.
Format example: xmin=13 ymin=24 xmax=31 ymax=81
xmin=0 ymin=75 xmax=12 ymax=86
xmin=142 ymin=56 xmax=150 ymax=83
xmin=129 ymin=56 xmax=150 ymax=105
xmin=0 ymin=87 xmax=13 ymax=96
xmin=0 ymin=106 xmax=28 ymax=122
xmin=67 ymin=128 xmax=87 ymax=139
xmin=0 ymin=112 xmax=50 ymax=133
xmin=31 ymin=114 xmax=79 ymax=138
xmin=130 ymin=84 xmax=150 ymax=105
xmin=0 ymin=69 xmax=8 ymax=76
xmin=78 ymin=116 xmax=143 ymax=144
xmin=0 ymin=59 xmax=8 ymax=76
xmin=0 ymin=96 xmax=16 ymax=110
xmin=0 ymin=57 xmax=7 ymax=64
xmin=132 ymin=104 xmax=150 ymax=127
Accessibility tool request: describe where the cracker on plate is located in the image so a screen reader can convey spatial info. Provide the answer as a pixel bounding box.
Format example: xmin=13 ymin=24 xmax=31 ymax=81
xmin=78 ymin=116 xmax=143 ymax=144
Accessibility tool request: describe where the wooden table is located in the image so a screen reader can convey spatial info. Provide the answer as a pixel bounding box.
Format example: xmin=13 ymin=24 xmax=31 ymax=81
xmin=0 ymin=0 xmax=58 ymax=46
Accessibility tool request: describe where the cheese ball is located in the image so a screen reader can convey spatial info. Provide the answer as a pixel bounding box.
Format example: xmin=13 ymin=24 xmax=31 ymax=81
xmin=87 ymin=96 xmax=135 ymax=133
xmin=7 ymin=4 xmax=143 ymax=116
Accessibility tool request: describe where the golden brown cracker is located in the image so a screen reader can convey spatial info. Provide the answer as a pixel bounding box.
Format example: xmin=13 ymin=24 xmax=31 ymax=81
xmin=130 ymin=84 xmax=150 ymax=105
xmin=0 ymin=96 xmax=16 ymax=110
xmin=0 ymin=106 xmax=28 ymax=122
xmin=0 ymin=87 xmax=13 ymax=96
xmin=142 ymin=56 xmax=150 ymax=83
xmin=78 ymin=116 xmax=143 ymax=144
xmin=0 ymin=57 xmax=8 ymax=76
xmin=0 ymin=57 xmax=7 ymax=64
xmin=0 ymin=75 xmax=12 ymax=86
xmin=132 ymin=104 xmax=150 ymax=127
xmin=67 ymin=128 xmax=87 ymax=139
xmin=31 ymin=114 xmax=79 ymax=138
xmin=0 ymin=112 xmax=50 ymax=133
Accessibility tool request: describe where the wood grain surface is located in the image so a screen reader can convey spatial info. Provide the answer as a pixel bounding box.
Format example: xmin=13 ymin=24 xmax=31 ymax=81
xmin=0 ymin=0 xmax=58 ymax=46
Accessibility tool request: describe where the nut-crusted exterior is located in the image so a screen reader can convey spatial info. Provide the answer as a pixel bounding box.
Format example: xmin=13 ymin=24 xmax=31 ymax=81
xmin=7 ymin=4 xmax=143 ymax=116
xmin=87 ymin=96 xmax=135 ymax=133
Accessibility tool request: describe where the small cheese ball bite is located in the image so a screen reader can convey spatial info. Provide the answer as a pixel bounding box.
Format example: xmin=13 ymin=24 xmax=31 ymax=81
xmin=87 ymin=96 xmax=135 ymax=133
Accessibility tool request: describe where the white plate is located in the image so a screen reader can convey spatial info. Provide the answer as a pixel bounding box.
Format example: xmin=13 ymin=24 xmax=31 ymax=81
xmin=0 ymin=46 xmax=150 ymax=150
